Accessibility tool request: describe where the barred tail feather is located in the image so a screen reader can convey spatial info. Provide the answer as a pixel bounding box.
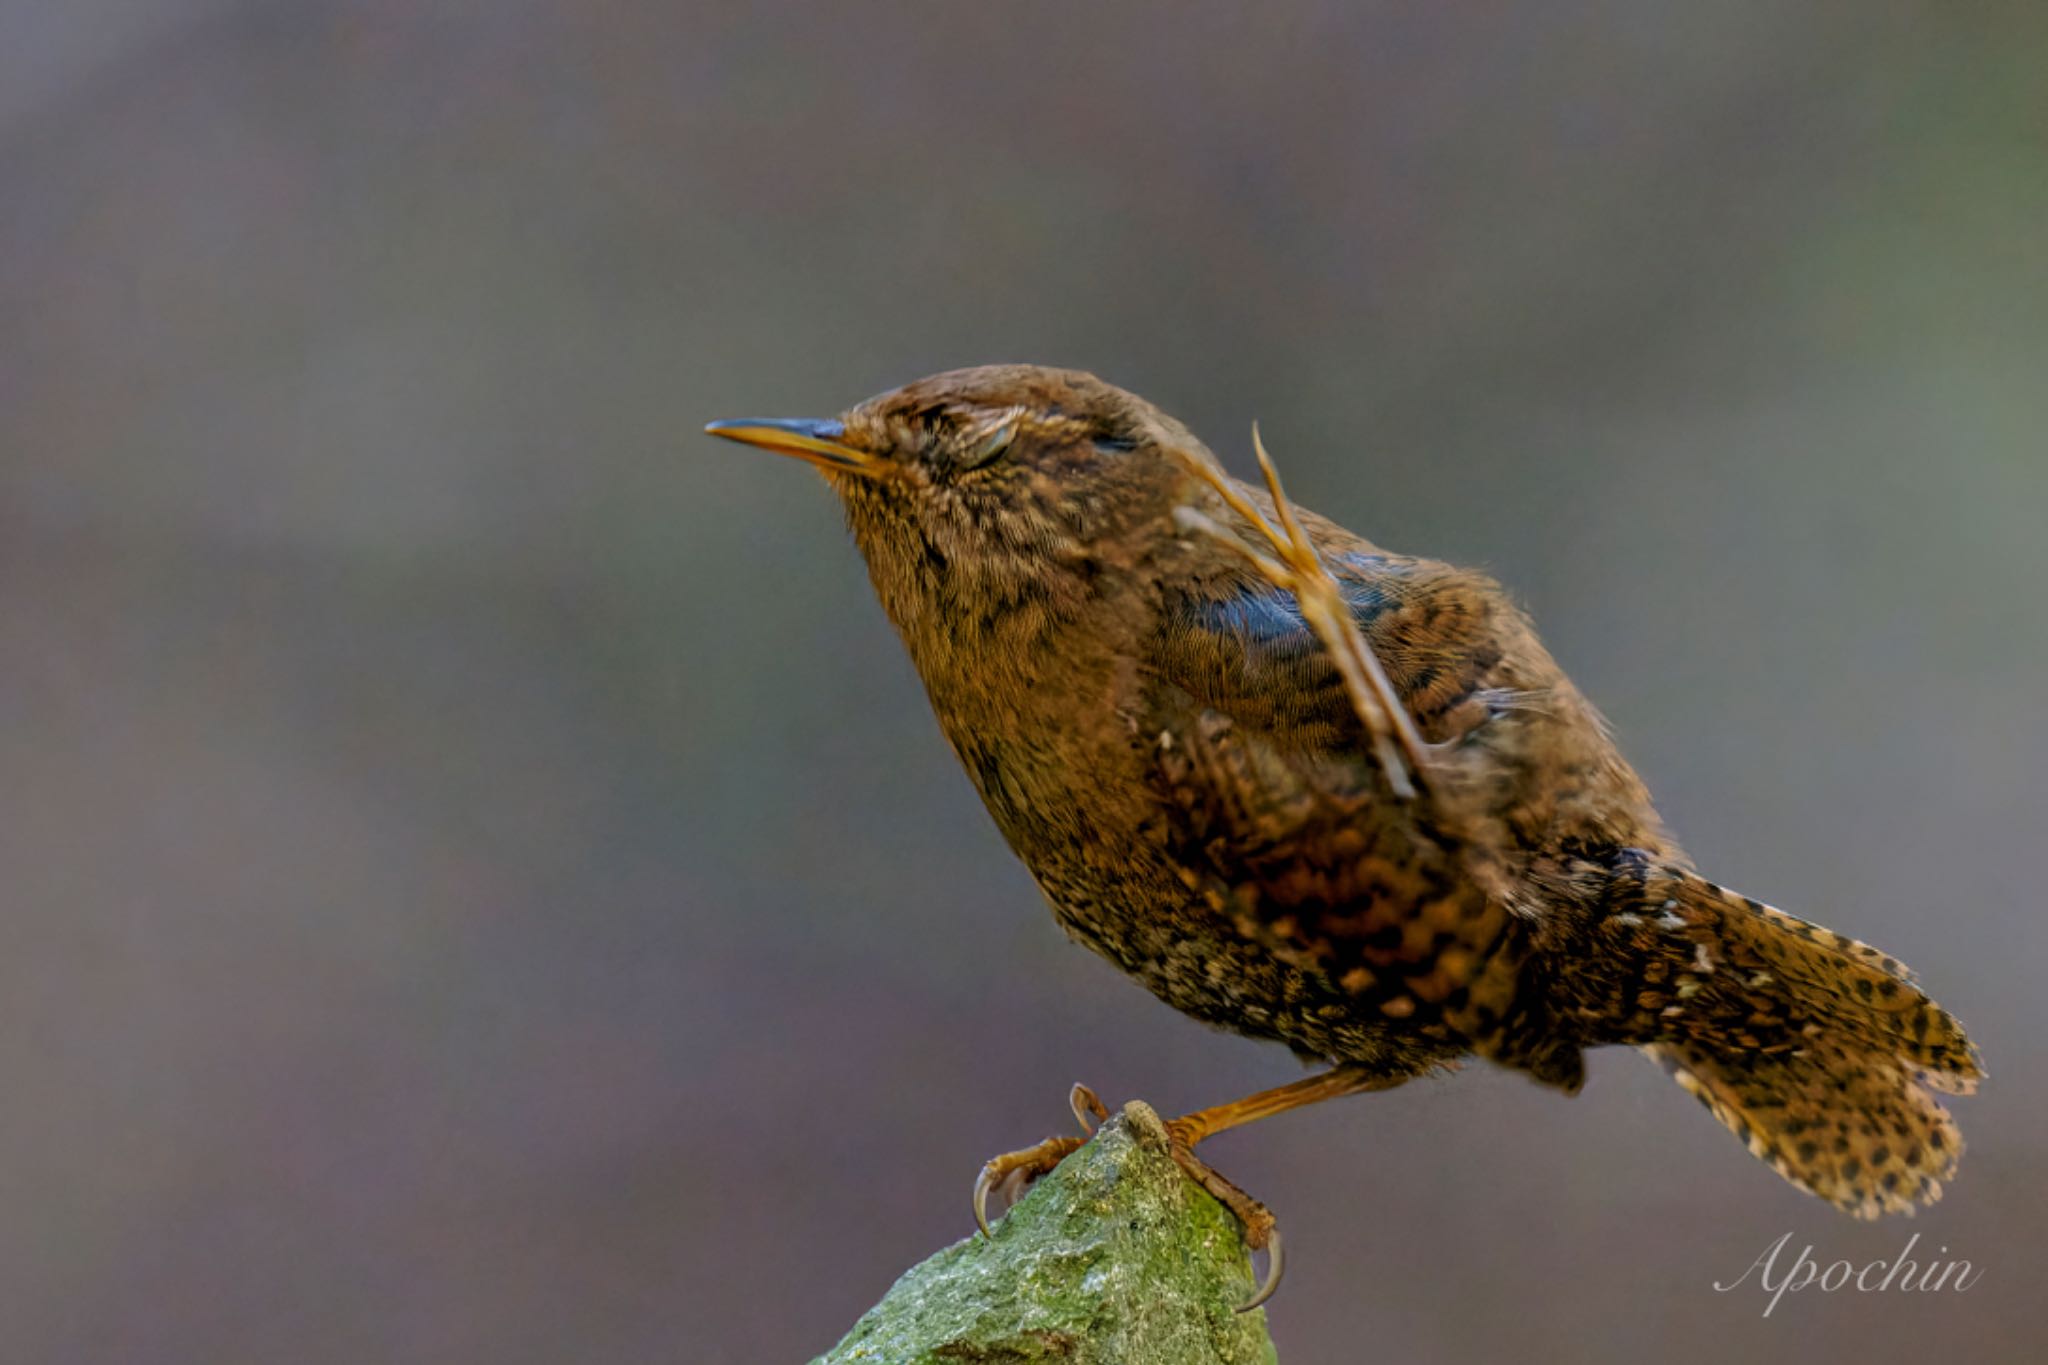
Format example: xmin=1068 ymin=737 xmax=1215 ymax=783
xmin=1711 ymin=890 xmax=1983 ymax=1091
xmin=1646 ymin=1039 xmax=1963 ymax=1217
xmin=1590 ymin=861 xmax=1983 ymax=1215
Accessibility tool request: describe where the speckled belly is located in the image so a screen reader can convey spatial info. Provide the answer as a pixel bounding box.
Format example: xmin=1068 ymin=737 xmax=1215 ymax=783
xmin=1023 ymin=834 xmax=1457 ymax=1075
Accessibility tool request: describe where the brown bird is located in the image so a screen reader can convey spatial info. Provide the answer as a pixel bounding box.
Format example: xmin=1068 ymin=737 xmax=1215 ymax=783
xmin=707 ymin=365 xmax=1982 ymax=1310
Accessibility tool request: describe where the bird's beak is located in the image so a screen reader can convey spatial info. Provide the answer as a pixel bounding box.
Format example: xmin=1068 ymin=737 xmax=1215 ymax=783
xmin=703 ymin=417 xmax=877 ymax=474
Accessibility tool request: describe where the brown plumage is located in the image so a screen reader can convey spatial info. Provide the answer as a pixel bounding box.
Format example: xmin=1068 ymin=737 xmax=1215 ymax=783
xmin=707 ymin=364 xmax=1983 ymax=1274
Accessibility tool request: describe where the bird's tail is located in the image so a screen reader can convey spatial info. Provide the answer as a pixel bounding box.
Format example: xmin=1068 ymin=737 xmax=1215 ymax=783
xmin=1582 ymin=859 xmax=1983 ymax=1216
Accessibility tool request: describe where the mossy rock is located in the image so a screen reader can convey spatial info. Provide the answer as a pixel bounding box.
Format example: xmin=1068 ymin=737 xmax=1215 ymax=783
xmin=812 ymin=1102 xmax=1278 ymax=1364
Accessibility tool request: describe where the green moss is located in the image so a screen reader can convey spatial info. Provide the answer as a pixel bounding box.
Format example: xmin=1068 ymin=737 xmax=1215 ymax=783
xmin=813 ymin=1103 xmax=1278 ymax=1365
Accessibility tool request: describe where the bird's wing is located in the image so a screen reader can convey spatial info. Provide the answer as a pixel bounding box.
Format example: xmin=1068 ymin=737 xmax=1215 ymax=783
xmin=1149 ymin=552 xmax=1548 ymax=757
xmin=1140 ymin=564 xmax=1586 ymax=1087
xmin=1153 ymin=544 xmax=1659 ymax=855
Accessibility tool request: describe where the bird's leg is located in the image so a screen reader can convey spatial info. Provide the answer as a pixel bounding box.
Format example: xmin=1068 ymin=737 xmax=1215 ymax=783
xmin=1169 ymin=429 xmax=1435 ymax=800
xmin=1162 ymin=1062 xmax=1398 ymax=1146
xmin=1161 ymin=1065 xmax=1407 ymax=1311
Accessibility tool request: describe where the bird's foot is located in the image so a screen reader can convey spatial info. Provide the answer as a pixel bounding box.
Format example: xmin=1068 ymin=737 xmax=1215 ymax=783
xmin=971 ymin=1082 xmax=1110 ymax=1237
xmin=972 ymin=1082 xmax=1286 ymax=1313
xmin=1168 ymin=428 xmax=1433 ymax=799
xmin=1162 ymin=1117 xmax=1285 ymax=1312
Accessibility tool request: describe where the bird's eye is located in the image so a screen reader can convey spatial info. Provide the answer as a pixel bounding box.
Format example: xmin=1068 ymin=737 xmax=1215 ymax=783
xmin=955 ymin=416 xmax=1019 ymax=472
xmin=906 ymin=405 xmax=950 ymax=453
xmin=1092 ymin=431 xmax=1138 ymax=454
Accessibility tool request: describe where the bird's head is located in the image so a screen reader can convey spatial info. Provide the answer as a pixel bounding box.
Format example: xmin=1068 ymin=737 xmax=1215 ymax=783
xmin=707 ymin=365 xmax=1212 ymax=631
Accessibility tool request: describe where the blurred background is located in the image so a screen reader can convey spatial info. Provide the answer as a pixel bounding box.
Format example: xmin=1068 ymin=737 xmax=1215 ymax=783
xmin=4 ymin=2 xmax=2044 ymax=1361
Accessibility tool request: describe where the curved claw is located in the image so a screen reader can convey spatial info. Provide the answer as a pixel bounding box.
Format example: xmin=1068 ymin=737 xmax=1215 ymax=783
xmin=1237 ymin=1228 xmax=1285 ymax=1313
xmin=972 ymin=1162 xmax=1001 ymax=1240
xmin=1069 ymin=1082 xmax=1109 ymax=1135
xmin=996 ymin=1165 xmax=1032 ymax=1211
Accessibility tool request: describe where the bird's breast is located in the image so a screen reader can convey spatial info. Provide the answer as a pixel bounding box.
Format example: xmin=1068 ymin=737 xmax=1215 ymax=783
xmin=932 ymin=654 xmax=1161 ymax=863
